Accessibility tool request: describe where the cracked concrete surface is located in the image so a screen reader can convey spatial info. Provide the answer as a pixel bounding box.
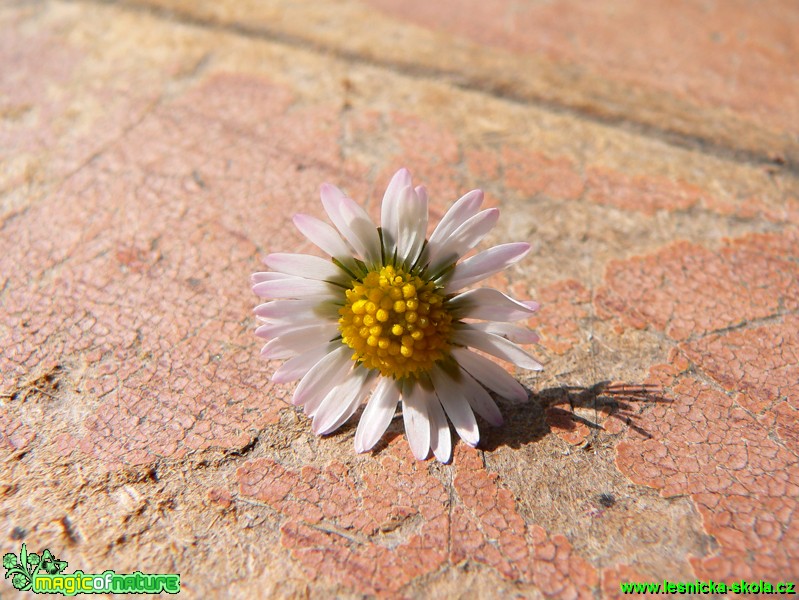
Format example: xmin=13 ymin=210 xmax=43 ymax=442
xmin=2 ymin=1 xmax=798 ymax=597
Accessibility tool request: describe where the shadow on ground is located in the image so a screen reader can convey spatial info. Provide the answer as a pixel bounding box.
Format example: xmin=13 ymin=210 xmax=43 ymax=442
xmin=482 ymin=381 xmax=670 ymax=451
xmin=333 ymin=381 xmax=669 ymax=456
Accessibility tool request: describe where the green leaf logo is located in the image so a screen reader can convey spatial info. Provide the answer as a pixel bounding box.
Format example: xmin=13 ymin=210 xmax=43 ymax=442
xmin=40 ymin=549 xmax=68 ymax=575
xmin=3 ymin=543 xmax=32 ymax=590
xmin=3 ymin=544 xmax=68 ymax=590
xmin=2 ymin=552 xmax=17 ymax=570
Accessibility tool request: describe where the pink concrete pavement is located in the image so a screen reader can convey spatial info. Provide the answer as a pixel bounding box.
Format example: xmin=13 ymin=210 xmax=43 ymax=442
xmin=1 ymin=1 xmax=798 ymax=597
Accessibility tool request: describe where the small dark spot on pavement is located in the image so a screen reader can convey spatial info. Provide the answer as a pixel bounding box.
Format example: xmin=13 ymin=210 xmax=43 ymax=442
xmin=598 ymin=493 xmax=616 ymax=508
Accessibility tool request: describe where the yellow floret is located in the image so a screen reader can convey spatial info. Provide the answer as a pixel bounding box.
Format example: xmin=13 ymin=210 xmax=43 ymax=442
xmin=338 ymin=264 xmax=452 ymax=378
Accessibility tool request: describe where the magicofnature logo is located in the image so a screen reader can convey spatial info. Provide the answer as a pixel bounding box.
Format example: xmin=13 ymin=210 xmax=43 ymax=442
xmin=3 ymin=544 xmax=180 ymax=595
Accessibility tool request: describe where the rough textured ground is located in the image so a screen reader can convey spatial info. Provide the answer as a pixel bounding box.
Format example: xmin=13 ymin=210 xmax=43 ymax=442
xmin=2 ymin=1 xmax=798 ymax=598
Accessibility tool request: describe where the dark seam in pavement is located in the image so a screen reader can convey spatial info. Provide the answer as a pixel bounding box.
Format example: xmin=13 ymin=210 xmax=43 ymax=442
xmin=682 ymin=310 xmax=799 ymax=343
xmin=69 ymin=0 xmax=799 ymax=177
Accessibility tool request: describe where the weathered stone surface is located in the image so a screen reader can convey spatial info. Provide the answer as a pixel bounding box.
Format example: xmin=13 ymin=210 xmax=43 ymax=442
xmin=608 ymin=235 xmax=799 ymax=582
xmin=2 ymin=0 xmax=798 ymax=597
xmin=130 ymin=0 xmax=799 ymax=166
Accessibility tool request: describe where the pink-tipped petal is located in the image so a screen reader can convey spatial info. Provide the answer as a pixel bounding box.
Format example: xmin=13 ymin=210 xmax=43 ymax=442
xmin=428 ymin=189 xmax=483 ymax=246
xmin=321 ymin=182 xmax=347 ymax=202
xmin=254 ymin=299 xmax=340 ymax=323
xmin=444 ymin=242 xmax=531 ymax=293
xmin=293 ymin=213 xmax=352 ymax=259
xmin=251 ymin=271 xmax=294 ymax=285
xmin=523 ymin=300 xmax=541 ymax=312
xmin=453 ymin=327 xmax=543 ymax=371
xmin=260 ymin=323 xmax=339 ymax=359
xmin=401 ymin=379 xmax=431 ymax=460
xmin=265 ymin=253 xmax=346 ymax=282
xmin=354 ymin=378 xmax=401 ymax=453
xmin=252 ymin=272 xmax=279 ymax=284
xmin=448 ymin=288 xmax=538 ymax=321
xmin=321 ymin=188 xmax=381 ymax=265
xmin=427 ymin=208 xmax=499 ymax=274
xmin=255 ymin=320 xmax=334 ymax=340
xmin=252 ymin=276 xmax=339 ymax=299
xmin=466 ymin=321 xmax=541 ymax=344
xmin=339 ymin=198 xmax=382 ymax=265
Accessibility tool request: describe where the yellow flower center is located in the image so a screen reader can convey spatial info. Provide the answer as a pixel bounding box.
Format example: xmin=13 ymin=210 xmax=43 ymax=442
xmin=338 ymin=265 xmax=452 ymax=378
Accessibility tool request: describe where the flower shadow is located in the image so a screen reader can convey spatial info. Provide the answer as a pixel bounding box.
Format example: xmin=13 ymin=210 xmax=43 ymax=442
xmin=480 ymin=381 xmax=670 ymax=451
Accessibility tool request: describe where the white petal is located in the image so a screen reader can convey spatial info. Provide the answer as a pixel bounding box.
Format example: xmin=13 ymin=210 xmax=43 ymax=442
xmin=428 ymin=189 xmax=483 ymax=246
xmin=396 ymin=185 xmax=428 ymax=268
xmin=427 ymin=394 xmax=452 ymax=463
xmin=447 ymin=288 xmax=538 ymax=321
xmin=252 ymin=276 xmax=339 ymax=299
xmin=380 ymin=168 xmax=412 ymax=249
xmin=426 ymin=208 xmax=499 ymax=274
xmin=354 ymin=377 xmax=401 ymax=453
xmin=293 ymin=213 xmax=353 ymax=259
xmin=430 ymin=365 xmax=480 ymax=446
xmin=453 ymin=327 xmax=543 ymax=370
xmin=321 ymin=186 xmax=381 ymax=265
xmin=454 ymin=365 xmax=504 ymax=426
xmin=260 ymin=323 xmax=339 ymax=359
xmin=444 ymin=242 xmax=531 ymax=293
xmin=254 ymin=299 xmax=340 ymax=322
xmin=264 ymin=253 xmax=347 ymax=283
xmin=451 ymin=347 xmax=529 ymax=402
xmin=255 ymin=320 xmax=335 ymax=340
xmin=341 ymin=198 xmax=383 ymax=265
xmin=272 ymin=343 xmax=338 ymax=383
xmin=414 ymin=185 xmax=428 ymax=204
xmin=251 ymin=271 xmax=293 ymax=284
xmin=312 ymin=368 xmax=376 ymax=435
xmin=465 ymin=321 xmax=541 ymax=344
xmin=292 ymin=345 xmax=352 ymax=408
xmin=401 ymin=379 xmax=431 ymax=460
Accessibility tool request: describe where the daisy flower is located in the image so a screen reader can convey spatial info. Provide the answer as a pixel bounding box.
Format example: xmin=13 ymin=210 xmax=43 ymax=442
xmin=252 ymin=168 xmax=542 ymax=462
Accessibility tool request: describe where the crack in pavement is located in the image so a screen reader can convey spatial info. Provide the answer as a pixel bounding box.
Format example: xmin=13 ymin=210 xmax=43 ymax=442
xmin=65 ymin=0 xmax=799 ymax=176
